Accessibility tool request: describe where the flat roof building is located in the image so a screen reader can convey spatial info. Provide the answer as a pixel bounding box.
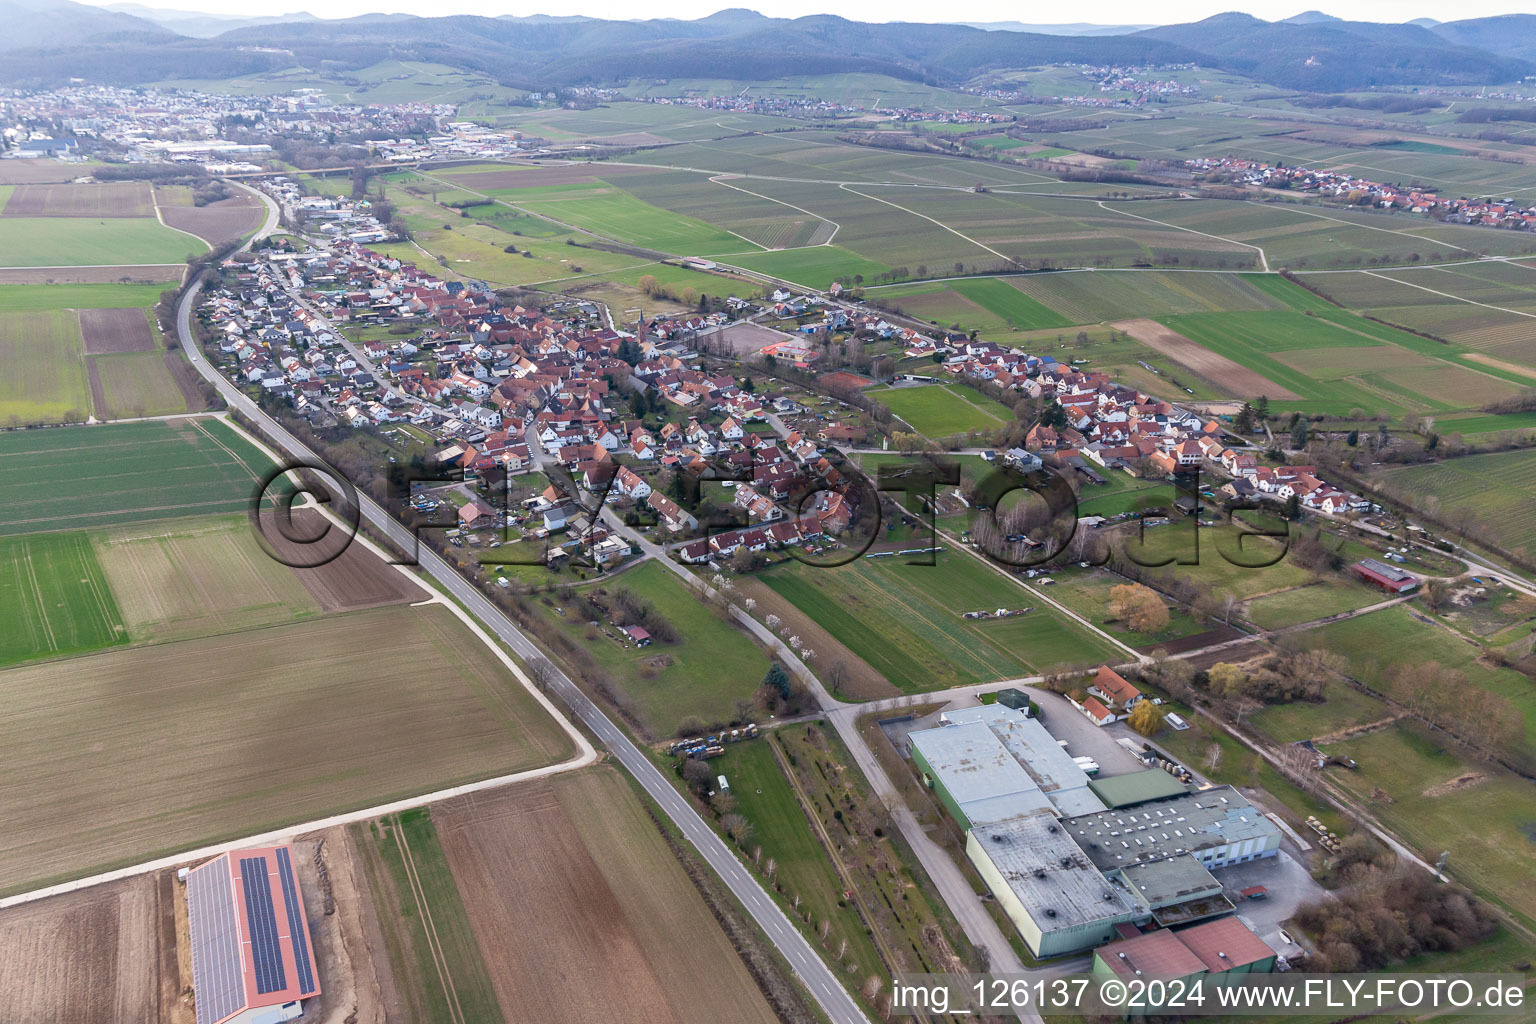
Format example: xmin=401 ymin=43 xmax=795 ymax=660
xmin=909 ymin=720 xmax=1055 ymax=829
xmin=1088 ymin=768 xmax=1190 ymax=809
xmin=186 ymin=845 xmax=321 ymax=1024
xmin=943 ymin=705 xmax=1106 ymax=816
xmin=909 ymin=705 xmax=1105 ymax=828
xmin=968 ymin=813 xmax=1140 ymax=958
xmin=1063 ymin=786 xmax=1280 ymax=873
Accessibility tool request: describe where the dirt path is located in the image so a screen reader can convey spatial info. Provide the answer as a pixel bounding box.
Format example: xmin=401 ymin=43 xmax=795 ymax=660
xmin=1111 ymin=317 xmax=1301 ymax=400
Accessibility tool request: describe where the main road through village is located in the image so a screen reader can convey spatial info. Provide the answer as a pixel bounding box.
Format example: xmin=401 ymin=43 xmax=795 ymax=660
xmin=167 ymin=190 xmax=877 ymax=1024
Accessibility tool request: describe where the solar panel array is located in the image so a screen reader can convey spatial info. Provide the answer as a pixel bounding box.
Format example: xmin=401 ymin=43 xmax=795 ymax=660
xmin=276 ymin=847 xmax=318 ymax=996
xmin=187 ymin=856 xmax=246 ymax=1024
xmin=239 ymin=856 xmax=288 ymax=996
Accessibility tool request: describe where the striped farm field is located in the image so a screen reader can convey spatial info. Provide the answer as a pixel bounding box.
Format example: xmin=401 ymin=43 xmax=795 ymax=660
xmin=1376 ymin=449 xmax=1536 ymax=558
xmin=1005 ymin=270 xmax=1311 ymax=324
xmin=0 ymin=531 xmax=125 ymax=668
xmin=92 ymin=514 xmax=321 ymax=644
xmin=0 ymin=418 xmax=273 ymax=536
xmin=759 ymin=544 xmax=1119 ymax=692
xmin=0 ymin=602 xmax=575 ymax=895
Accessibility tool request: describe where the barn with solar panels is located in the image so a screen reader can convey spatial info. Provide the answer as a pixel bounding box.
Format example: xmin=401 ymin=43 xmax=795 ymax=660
xmin=185 ymin=845 xmax=322 ymax=1024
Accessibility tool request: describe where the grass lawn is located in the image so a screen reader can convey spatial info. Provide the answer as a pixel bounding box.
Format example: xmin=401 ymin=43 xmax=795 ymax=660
xmin=0 ymin=217 xmax=205 ymax=267
xmin=865 ymin=383 xmax=1012 ymax=438
xmin=0 ymin=532 xmax=125 ymax=668
xmin=759 ymin=544 xmax=1118 ymax=691
xmin=1045 ymin=568 xmax=1209 ymax=647
xmin=1123 ymin=518 xmax=1315 ymax=600
xmin=1247 ymin=677 xmax=1391 ymax=742
xmin=0 ymin=308 xmax=91 ymax=425
xmin=1307 ymin=603 xmax=1536 ymax=750
xmin=1073 ymin=470 xmax=1167 ymax=518
xmin=0 ymin=418 xmax=273 ymax=536
xmin=1331 ymin=723 xmax=1536 ymax=932
xmin=1241 ymin=578 xmax=1384 ymax=629
xmin=541 ymin=560 xmax=769 ymax=737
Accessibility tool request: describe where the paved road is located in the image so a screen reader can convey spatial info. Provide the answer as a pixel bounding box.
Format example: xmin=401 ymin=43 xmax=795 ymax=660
xmin=176 ymin=272 xmax=871 ymax=1024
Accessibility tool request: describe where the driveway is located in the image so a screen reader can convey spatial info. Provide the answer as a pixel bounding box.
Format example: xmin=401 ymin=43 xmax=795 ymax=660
xmin=1032 ymin=692 xmax=1147 ymax=777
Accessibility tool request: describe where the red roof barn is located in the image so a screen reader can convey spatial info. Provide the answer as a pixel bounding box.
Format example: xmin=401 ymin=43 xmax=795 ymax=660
xmin=186 ymin=845 xmax=321 ymax=1024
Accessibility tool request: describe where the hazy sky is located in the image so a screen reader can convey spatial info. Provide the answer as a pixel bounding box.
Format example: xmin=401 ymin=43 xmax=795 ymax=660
xmin=78 ymin=0 xmax=1533 ymax=26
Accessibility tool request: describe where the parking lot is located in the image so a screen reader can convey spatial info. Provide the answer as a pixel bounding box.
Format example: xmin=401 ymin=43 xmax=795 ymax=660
xmin=1213 ymin=852 xmax=1324 ymax=959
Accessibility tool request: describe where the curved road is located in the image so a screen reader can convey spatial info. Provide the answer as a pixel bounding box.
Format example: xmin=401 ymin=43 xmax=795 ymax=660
xmin=181 ymin=190 xmax=872 ymax=1024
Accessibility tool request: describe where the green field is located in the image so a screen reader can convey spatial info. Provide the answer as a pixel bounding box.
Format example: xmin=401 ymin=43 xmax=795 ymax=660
xmin=356 ymin=809 xmax=503 ymax=1024
xmin=0 ymin=308 xmax=90 ymax=425
xmin=759 ymin=545 xmax=1120 ymax=691
xmin=876 ymin=275 xmax=1074 ymax=331
xmin=1330 ymin=723 xmax=1536 ymax=931
xmin=486 ymin=180 xmax=754 ymax=256
xmin=1308 ymin=603 xmax=1536 ymax=750
xmin=1124 ymin=517 xmax=1316 ymax=600
xmin=0 ymin=281 xmax=176 ymax=312
xmin=865 ymin=383 xmax=1012 ymax=437
xmin=712 ymin=735 xmax=886 ymax=987
xmin=727 ymin=245 xmax=894 ymax=289
xmin=0 ymin=532 xmax=125 ymax=667
xmin=1241 ymin=579 xmax=1384 ymax=630
xmin=0 ymin=418 xmax=273 ymax=536
xmin=1153 ymin=309 xmax=1515 ymax=415
xmin=536 ymin=560 xmax=768 ymax=737
xmin=1006 ymin=270 xmax=1323 ymax=324
xmin=1375 ymin=449 xmax=1536 ymax=558
xmin=0 ymin=218 xmax=205 ymax=267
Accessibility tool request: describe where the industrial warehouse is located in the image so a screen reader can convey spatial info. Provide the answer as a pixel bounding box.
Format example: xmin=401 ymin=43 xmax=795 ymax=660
xmin=909 ymin=703 xmax=1281 ymax=960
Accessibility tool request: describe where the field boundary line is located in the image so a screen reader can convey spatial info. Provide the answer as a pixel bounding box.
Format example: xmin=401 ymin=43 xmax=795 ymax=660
xmin=708 ymin=173 xmax=841 ymax=246
xmin=1361 ymin=270 xmax=1536 ymax=319
xmin=0 ymin=473 xmax=598 ymax=913
xmin=148 ymin=187 xmax=214 ymax=253
xmin=1250 ymin=200 xmax=1469 ymax=252
xmin=838 ymin=183 xmax=1013 ymax=265
xmin=1096 ymin=200 xmax=1270 ymax=272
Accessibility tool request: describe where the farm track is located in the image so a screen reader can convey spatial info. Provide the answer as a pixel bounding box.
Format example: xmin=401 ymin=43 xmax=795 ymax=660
xmin=392 ymin=815 xmax=468 ymax=1024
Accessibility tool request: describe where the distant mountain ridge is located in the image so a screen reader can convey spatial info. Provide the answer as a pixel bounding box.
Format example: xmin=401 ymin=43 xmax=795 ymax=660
xmin=3 ymin=5 xmax=1535 ymax=92
xmin=0 ymin=0 xmax=173 ymax=51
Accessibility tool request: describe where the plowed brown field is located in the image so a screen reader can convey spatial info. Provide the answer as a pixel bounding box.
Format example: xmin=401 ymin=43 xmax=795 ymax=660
xmin=435 ymin=768 xmax=779 ymax=1024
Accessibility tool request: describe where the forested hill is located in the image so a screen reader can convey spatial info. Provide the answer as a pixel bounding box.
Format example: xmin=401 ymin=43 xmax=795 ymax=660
xmin=2 ymin=6 xmax=1534 ymax=92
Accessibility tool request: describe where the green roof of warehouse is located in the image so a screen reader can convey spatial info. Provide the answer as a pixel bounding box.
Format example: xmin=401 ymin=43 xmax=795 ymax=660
xmin=1088 ymin=769 xmax=1189 ymax=808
